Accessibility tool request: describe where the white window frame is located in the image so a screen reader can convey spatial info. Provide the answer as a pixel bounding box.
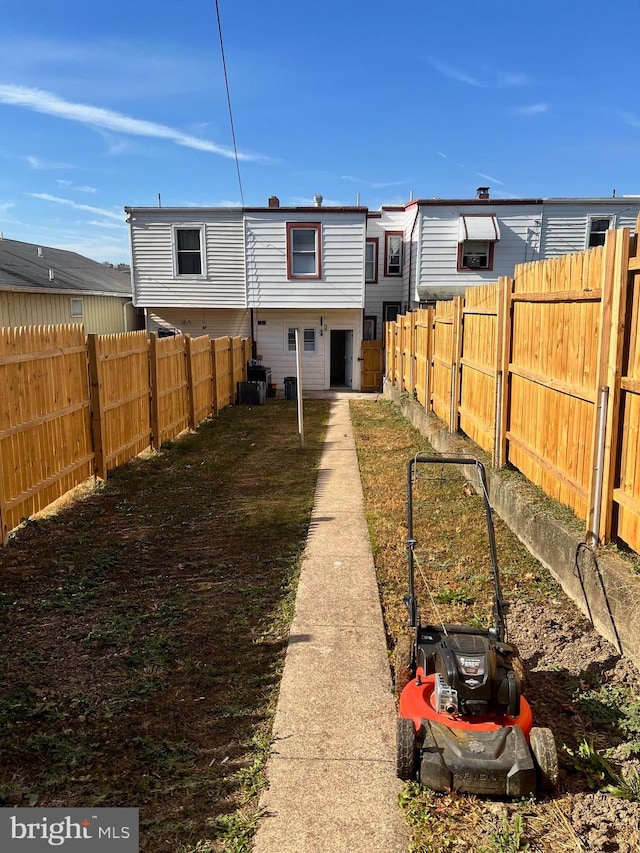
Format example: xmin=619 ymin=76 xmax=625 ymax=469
xmin=287 ymin=327 xmax=317 ymax=353
xmin=586 ymin=215 xmax=616 ymax=249
xmin=70 ymin=297 xmax=84 ymax=318
xmin=365 ymin=238 xmax=378 ymax=283
xmin=172 ymin=225 xmax=207 ymax=277
xmin=286 ymin=222 xmax=322 ymax=279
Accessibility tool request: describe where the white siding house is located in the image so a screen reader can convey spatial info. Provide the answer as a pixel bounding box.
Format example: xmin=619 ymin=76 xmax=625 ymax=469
xmin=244 ymin=203 xmax=367 ymax=389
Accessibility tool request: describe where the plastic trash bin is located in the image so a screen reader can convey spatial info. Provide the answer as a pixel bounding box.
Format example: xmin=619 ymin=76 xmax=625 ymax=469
xmin=284 ymin=376 xmax=297 ymax=401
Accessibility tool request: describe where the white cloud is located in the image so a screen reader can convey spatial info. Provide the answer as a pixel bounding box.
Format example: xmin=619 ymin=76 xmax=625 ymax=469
xmin=475 ymin=172 xmax=504 ymax=186
xmin=512 ymin=103 xmax=549 ymax=116
xmin=28 ymin=192 xmax=124 ymax=222
xmin=622 ymin=112 xmax=640 ymax=129
xmin=0 ymin=201 xmax=16 ymax=218
xmin=56 ymin=180 xmax=98 ymax=194
xmin=341 ymin=175 xmax=412 ymax=189
xmin=26 ymin=155 xmax=75 ymax=170
xmin=428 ymin=58 xmax=530 ymax=89
xmin=0 ymin=84 xmax=264 ymax=161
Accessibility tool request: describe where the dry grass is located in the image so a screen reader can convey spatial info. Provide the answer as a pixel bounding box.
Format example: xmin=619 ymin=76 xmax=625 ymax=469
xmin=351 ymin=398 xmax=640 ymax=853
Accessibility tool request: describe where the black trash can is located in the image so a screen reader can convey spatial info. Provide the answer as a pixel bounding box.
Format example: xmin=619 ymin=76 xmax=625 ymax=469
xmin=284 ymin=376 xmax=297 ymax=401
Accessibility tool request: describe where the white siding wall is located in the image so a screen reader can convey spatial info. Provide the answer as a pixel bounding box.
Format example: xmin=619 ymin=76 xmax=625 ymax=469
xmin=364 ymin=208 xmax=408 ymax=338
xmin=253 ymin=308 xmax=362 ymax=390
xmin=146 ymin=308 xmax=250 ymax=339
xmin=129 ymin=209 xmax=246 ymax=308
xmin=416 ymin=204 xmax=544 ymax=301
xmin=540 ymin=203 xmax=640 ymax=257
xmin=245 ymin=211 xmax=366 ymax=309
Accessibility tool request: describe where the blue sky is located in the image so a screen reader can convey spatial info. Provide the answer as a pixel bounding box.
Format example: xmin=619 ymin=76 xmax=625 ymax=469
xmin=0 ymin=0 xmax=639 ymax=264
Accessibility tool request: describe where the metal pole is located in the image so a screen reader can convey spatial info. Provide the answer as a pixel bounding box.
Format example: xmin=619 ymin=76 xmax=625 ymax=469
xmin=294 ymin=329 xmax=304 ymax=449
xmin=588 ymin=386 xmax=609 ymax=547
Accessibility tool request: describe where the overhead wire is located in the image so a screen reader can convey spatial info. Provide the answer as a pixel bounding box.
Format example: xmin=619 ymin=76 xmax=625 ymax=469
xmin=214 ymin=0 xmax=245 ymax=207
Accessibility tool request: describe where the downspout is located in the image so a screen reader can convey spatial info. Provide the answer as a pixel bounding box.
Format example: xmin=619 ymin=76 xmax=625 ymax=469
xmin=406 ymin=202 xmax=420 ymax=310
xmin=122 ymin=300 xmax=133 ymax=331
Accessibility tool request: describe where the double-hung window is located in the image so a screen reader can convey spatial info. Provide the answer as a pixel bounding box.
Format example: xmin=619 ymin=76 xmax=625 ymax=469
xmin=587 ymin=216 xmax=614 ymax=248
xmin=287 ymin=327 xmax=317 ymax=353
xmin=174 ymin=226 xmax=205 ymax=276
xmin=365 ymin=238 xmax=379 ymax=283
xmin=287 ymin=223 xmax=321 ymax=279
xmin=384 ymin=232 xmax=403 ymax=277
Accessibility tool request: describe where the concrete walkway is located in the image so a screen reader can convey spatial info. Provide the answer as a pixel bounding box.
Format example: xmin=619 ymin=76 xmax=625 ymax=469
xmin=253 ymin=399 xmax=408 ymax=853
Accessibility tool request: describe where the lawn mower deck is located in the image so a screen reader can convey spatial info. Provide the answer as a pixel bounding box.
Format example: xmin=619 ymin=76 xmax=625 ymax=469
xmin=396 ymin=455 xmax=558 ymax=796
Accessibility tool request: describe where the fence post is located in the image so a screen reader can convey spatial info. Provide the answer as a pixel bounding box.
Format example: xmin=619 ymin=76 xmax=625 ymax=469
xmin=149 ymin=332 xmax=161 ymax=448
xmin=185 ymin=335 xmax=196 ymax=430
xmin=0 ymin=442 xmax=6 ymax=546
xmin=493 ymin=277 xmax=507 ymax=467
xmin=87 ymin=333 xmax=106 ymax=480
xmin=450 ymin=297 xmax=464 ymax=432
xmin=598 ymin=228 xmax=631 ymax=543
xmin=425 ymin=306 xmax=434 ymax=412
xmin=210 ymin=338 xmax=219 ymax=416
xmin=496 ymin=276 xmax=514 ymax=467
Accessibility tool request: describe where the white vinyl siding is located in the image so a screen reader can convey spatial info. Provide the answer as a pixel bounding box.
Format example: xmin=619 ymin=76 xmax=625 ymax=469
xmin=364 ymin=209 xmax=408 ymax=338
xmin=540 ymin=203 xmax=638 ymax=257
xmin=253 ymin=308 xmax=361 ymax=390
xmin=145 ymin=308 xmax=250 ymax=339
xmin=245 ymin=211 xmax=366 ymax=308
xmin=129 ymin=209 xmax=246 ymax=308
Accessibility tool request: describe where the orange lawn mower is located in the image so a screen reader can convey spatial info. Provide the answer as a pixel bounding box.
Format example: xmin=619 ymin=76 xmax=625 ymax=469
xmin=395 ymin=454 xmax=558 ymax=796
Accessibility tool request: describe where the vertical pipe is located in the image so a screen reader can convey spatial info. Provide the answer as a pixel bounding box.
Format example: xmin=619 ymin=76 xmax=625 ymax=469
xmin=294 ymin=328 xmax=304 ymax=449
xmin=588 ymin=385 xmax=609 ymax=547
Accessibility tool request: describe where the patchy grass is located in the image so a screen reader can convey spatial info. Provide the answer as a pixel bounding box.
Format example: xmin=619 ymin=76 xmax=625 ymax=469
xmin=351 ymin=399 xmax=640 ymax=853
xmin=0 ymin=400 xmax=329 ymax=852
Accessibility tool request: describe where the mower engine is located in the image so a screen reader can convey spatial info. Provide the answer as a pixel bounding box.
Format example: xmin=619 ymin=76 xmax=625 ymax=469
xmin=433 ymin=633 xmax=521 ymax=718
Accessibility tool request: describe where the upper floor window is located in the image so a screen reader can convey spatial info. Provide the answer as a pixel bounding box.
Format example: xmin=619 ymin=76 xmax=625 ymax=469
xmin=174 ymin=226 xmax=205 ymax=276
xmin=587 ymin=216 xmax=614 ymax=248
xmin=457 ymin=240 xmax=495 ymax=270
xmin=365 ymin=238 xmax=379 ymax=283
xmin=384 ymin=232 xmax=403 ymax=277
xmin=287 ymin=222 xmax=322 ymax=279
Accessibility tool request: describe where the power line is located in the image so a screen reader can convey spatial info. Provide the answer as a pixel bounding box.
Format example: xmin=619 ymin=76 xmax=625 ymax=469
xmin=214 ymin=0 xmax=245 ymax=207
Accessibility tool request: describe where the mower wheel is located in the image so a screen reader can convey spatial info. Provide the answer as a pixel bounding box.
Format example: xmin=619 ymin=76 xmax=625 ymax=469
xmin=396 ymin=717 xmax=417 ymax=781
xmin=530 ymin=726 xmax=558 ymax=791
xmin=395 ymin=635 xmax=414 ymax=695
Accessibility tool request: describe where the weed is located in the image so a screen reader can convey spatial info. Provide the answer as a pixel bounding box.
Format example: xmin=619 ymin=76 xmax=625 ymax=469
xmin=434 ymin=589 xmax=475 ymax=606
xmin=481 ymin=814 xmax=529 ymax=853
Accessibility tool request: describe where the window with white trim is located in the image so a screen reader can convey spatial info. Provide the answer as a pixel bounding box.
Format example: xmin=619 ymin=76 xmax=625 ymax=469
xmin=365 ymin=238 xmax=378 ymax=282
xmin=70 ymin=297 xmax=83 ymax=318
xmin=587 ymin=216 xmax=614 ymax=248
xmin=287 ymin=223 xmax=321 ymax=279
xmin=174 ymin=227 xmax=204 ymax=275
xmin=384 ymin=232 xmax=403 ymax=276
xmin=287 ymin=327 xmax=317 ymax=353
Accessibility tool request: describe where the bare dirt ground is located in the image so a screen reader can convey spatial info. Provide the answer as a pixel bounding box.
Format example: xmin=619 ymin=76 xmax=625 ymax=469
xmin=351 ymin=399 xmax=640 ymax=853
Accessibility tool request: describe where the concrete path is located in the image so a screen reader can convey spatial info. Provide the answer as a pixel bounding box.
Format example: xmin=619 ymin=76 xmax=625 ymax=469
xmin=253 ymin=399 xmax=408 ymax=853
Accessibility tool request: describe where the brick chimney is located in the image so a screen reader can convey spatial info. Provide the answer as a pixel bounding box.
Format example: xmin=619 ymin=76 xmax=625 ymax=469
xmin=268 ymin=195 xmax=280 ymax=208
xmin=476 ymin=186 xmax=490 ymax=200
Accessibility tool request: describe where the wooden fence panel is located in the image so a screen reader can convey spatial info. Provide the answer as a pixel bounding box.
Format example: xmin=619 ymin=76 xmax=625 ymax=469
xmin=186 ymin=335 xmax=214 ymax=428
xmin=506 ymin=249 xmax=604 ymax=520
xmin=459 ymin=282 xmax=500 ymax=454
xmin=414 ymin=309 xmax=431 ymax=407
xmin=88 ymin=331 xmax=150 ymax=478
xmin=213 ymin=337 xmax=232 ymax=411
xmin=431 ymin=301 xmax=455 ymax=425
xmin=0 ymin=325 xmax=93 ymax=543
xmin=611 ymin=229 xmax=640 ymax=551
xmin=150 ymin=333 xmax=189 ymax=447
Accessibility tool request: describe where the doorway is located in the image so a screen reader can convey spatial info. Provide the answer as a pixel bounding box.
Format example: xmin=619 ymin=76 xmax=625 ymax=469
xmin=330 ymin=330 xmax=353 ymax=387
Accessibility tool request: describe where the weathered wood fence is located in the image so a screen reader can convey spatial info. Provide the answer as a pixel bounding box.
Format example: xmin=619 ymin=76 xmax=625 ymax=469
xmin=0 ymin=329 xmax=251 ymax=543
xmin=386 ymin=221 xmax=640 ymax=555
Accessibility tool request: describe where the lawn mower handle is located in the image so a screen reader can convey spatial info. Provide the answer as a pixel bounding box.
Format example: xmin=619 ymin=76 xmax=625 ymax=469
xmin=405 ymin=454 xmax=507 ymax=641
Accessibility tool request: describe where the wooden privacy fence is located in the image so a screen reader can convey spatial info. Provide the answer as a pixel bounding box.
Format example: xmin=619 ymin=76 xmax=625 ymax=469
xmin=385 ymin=221 xmax=640 ymax=555
xmin=0 ymin=329 xmax=251 ymax=543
